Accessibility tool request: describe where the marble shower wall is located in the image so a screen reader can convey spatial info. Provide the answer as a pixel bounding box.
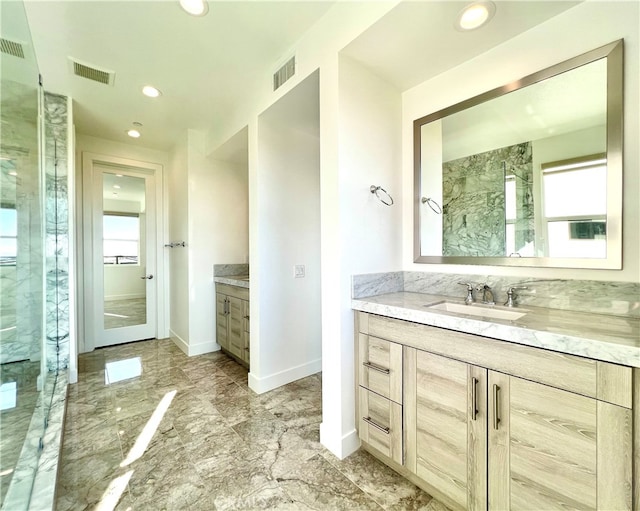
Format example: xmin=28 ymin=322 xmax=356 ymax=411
xmin=44 ymin=92 xmax=70 ymax=371
xmin=0 ymin=79 xmax=43 ymax=364
xmin=352 ymin=271 xmax=639 ymax=318
xmin=442 ymin=142 xmax=534 ymax=257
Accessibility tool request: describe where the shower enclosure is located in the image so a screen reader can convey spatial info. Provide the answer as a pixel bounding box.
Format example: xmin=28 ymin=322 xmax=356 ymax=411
xmin=1 ymin=2 xmax=71 ymax=509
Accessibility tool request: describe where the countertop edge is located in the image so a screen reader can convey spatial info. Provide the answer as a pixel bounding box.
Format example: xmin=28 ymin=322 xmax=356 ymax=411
xmin=214 ymin=276 xmax=250 ymax=289
xmin=352 ymin=297 xmax=640 ymax=368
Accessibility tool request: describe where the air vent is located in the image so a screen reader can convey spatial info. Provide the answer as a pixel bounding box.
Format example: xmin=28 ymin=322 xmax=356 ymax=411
xmin=69 ymin=58 xmax=115 ymax=86
xmin=0 ymin=38 xmax=25 ymax=59
xmin=273 ymin=56 xmax=295 ymax=91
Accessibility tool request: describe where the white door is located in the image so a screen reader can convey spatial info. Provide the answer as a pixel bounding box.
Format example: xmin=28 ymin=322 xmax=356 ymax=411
xmin=91 ymin=164 xmax=157 ymax=347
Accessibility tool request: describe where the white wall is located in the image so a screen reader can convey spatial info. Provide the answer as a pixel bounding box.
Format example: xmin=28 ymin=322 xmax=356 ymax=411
xmin=168 ymin=129 xmax=249 ymax=356
xmin=206 ymin=2 xmax=401 ymax=458
xmin=251 ymin=72 xmax=321 ymax=393
xmin=103 ymin=266 xmax=145 ymax=300
xmin=314 ymin=55 xmax=403 ymax=457
xmin=168 ymin=132 xmax=190 ymax=349
xmin=188 ymin=129 xmax=249 ymax=355
xmin=402 ymin=1 xmax=639 ymax=283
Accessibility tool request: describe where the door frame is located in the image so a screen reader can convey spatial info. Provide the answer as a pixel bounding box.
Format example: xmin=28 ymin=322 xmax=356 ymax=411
xmin=81 ymin=152 xmax=167 ymax=352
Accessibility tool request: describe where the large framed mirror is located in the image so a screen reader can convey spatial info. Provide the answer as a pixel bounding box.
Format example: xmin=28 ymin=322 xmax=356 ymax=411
xmin=414 ymin=40 xmax=623 ymax=269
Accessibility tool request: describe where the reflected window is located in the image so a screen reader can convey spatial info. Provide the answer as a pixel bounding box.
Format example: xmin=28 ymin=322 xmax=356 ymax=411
xmin=103 ymin=213 xmax=139 ymax=265
xmin=0 ymin=207 xmax=17 ymax=266
xmin=542 ymin=155 xmax=607 ymax=258
xmin=105 ymin=357 xmax=142 ymax=384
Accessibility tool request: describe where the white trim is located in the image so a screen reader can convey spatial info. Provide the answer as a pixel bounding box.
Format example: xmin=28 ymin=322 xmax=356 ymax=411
xmin=81 ymin=152 xmax=166 ymax=351
xmin=319 ymin=424 xmax=360 ymax=460
xmin=248 ymin=357 xmax=322 ymax=395
xmin=169 ymin=330 xmax=219 ymax=357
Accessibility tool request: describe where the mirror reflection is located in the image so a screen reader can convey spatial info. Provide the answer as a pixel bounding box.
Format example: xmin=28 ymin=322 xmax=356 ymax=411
xmin=102 ymin=172 xmax=147 ymax=329
xmin=415 ymin=41 xmax=622 ymax=269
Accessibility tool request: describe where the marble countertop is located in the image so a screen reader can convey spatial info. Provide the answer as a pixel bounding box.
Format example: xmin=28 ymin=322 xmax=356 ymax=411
xmin=352 ymin=292 xmax=640 ymax=368
xmin=214 ymin=275 xmax=250 ymax=289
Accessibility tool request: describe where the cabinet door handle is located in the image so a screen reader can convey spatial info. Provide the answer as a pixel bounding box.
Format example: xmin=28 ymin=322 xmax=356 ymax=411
xmin=493 ymin=384 xmax=501 ymax=430
xmin=362 ymin=362 xmax=390 ymax=374
xmin=471 ymin=377 xmax=479 ymax=421
xmin=362 ymin=416 xmax=390 ymax=434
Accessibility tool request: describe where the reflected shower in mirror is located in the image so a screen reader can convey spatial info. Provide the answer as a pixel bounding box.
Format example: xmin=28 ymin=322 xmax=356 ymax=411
xmin=414 ymin=40 xmax=622 ymax=269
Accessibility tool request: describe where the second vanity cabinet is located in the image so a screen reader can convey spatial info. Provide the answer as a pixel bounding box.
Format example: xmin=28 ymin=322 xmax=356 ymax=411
xmin=356 ymin=312 xmax=634 ymax=511
xmin=216 ymin=283 xmax=250 ymax=366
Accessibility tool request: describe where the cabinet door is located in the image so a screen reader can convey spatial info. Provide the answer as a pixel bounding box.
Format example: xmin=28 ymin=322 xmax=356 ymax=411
xmin=216 ymin=293 xmax=228 ymax=349
xmin=489 ymin=373 xmax=632 ymax=511
xmin=405 ymin=348 xmax=487 ymax=511
xmin=227 ymin=296 xmax=244 ymax=359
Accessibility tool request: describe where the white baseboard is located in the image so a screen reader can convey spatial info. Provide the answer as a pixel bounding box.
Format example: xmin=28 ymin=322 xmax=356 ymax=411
xmin=104 ymin=293 xmax=145 ymax=301
xmin=169 ymin=330 xmax=219 ymax=357
xmin=319 ymin=424 xmax=360 ymax=460
xmin=248 ymin=357 xmax=322 ymax=394
xmin=169 ymin=330 xmax=189 ymax=355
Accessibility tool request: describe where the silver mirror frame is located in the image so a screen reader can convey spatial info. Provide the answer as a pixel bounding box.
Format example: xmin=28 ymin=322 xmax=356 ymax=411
xmin=413 ymin=40 xmax=623 ymax=269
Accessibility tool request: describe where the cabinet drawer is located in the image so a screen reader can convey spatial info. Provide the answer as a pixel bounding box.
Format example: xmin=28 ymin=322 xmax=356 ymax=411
xmin=359 ymin=387 xmax=403 ymax=466
xmin=358 ymin=334 xmax=403 ymax=404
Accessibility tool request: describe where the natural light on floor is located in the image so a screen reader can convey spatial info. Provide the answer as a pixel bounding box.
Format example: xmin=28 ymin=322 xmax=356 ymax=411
xmin=105 ymin=358 xmax=142 ymax=385
xmin=96 ymin=389 xmax=176 ymax=510
xmin=120 ymin=390 xmax=177 ymax=468
xmin=95 ymin=470 xmax=133 ymax=511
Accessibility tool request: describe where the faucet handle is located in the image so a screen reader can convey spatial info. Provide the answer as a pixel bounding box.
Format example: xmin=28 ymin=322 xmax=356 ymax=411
xmin=458 ymin=282 xmax=475 ymax=304
xmin=504 ymin=286 xmax=528 ymax=307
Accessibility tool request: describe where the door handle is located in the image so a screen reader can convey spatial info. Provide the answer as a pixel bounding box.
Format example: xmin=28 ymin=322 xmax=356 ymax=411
xmin=140 ymin=275 xmax=154 ymax=280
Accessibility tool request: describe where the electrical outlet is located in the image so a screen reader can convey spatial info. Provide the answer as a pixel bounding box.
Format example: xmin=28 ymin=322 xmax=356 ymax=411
xmin=294 ymin=265 xmax=305 ymax=278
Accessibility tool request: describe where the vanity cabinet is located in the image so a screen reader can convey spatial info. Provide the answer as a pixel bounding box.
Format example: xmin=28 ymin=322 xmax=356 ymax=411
xmin=355 ymin=312 xmax=634 ymax=511
xmin=216 ymin=283 xmax=250 ymax=367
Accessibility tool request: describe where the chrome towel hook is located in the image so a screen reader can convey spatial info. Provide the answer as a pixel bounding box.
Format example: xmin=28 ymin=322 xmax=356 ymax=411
xmin=370 ymin=185 xmax=394 ymax=206
xmin=421 ymin=197 xmax=442 ymax=214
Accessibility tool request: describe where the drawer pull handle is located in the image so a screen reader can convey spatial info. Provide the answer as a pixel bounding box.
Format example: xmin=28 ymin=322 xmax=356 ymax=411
xmin=362 ymin=362 xmax=390 ymax=374
xmin=493 ymin=384 xmax=501 ymax=430
xmin=362 ymin=416 xmax=390 ymax=434
xmin=471 ymin=377 xmax=478 ymax=421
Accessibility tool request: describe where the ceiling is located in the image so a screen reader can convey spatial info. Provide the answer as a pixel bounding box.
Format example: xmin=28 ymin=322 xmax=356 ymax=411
xmin=342 ymin=1 xmax=581 ymax=92
xmin=23 ymin=1 xmax=334 ymax=151
xmin=21 ymin=1 xmax=582 ymax=153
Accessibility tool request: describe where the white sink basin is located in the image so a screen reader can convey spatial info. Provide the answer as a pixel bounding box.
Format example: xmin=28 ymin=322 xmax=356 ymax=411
xmin=426 ymin=301 xmax=528 ymax=321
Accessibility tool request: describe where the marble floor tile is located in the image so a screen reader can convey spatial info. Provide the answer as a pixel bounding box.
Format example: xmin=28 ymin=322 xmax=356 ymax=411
xmin=277 ymin=454 xmax=384 ymax=510
xmin=57 ymin=339 xmax=444 ymax=511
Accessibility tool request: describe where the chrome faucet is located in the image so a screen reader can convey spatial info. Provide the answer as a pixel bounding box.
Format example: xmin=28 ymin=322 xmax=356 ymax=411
xmin=476 ymin=284 xmax=495 ymax=305
xmin=458 ymin=282 xmax=475 ymax=305
xmin=504 ymin=286 xmax=528 ymax=307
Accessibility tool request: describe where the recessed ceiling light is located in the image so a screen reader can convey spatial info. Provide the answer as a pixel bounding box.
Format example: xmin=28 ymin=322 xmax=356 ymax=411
xmin=113 ymin=185 xmax=121 ymax=189
xmin=116 ymin=174 xmax=123 ymax=177
xmin=142 ymin=86 xmax=162 ymax=98
xmin=127 ymin=129 xmax=141 ymax=138
xmin=179 ymin=0 xmax=208 ymax=16
xmin=8 ymin=171 xmax=18 ymax=176
xmin=456 ymin=2 xmax=496 ymax=31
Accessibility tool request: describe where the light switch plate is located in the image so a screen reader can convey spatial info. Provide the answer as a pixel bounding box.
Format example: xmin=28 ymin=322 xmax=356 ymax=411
xmin=294 ymin=265 xmax=305 ymax=278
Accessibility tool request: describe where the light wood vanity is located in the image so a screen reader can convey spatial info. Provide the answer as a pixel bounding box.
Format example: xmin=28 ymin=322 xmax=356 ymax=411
xmin=355 ymin=310 xmax=638 ymax=511
xmin=216 ymin=282 xmax=250 ymax=366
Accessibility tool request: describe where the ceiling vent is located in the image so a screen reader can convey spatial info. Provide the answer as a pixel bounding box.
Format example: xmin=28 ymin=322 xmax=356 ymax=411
xmin=69 ymin=57 xmax=115 ymax=86
xmin=273 ymin=56 xmax=295 ymax=91
xmin=0 ymin=38 xmax=25 ymax=59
